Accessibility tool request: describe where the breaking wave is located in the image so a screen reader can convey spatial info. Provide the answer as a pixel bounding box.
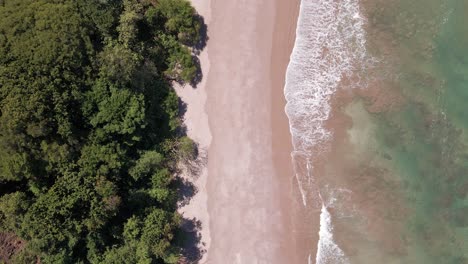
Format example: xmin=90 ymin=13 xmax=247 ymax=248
xmin=283 ymin=0 xmax=368 ymax=262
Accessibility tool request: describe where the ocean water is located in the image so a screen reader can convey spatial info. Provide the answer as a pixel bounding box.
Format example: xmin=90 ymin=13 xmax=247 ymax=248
xmin=284 ymin=0 xmax=468 ymax=263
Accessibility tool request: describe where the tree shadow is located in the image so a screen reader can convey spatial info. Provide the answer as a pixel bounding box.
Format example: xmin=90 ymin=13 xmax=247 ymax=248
xmin=174 ymin=142 xmax=208 ymax=262
xmin=177 ymin=98 xmax=189 ymax=136
xmin=193 ymin=14 xmax=208 ymax=55
xmin=181 ymin=145 xmax=208 ymax=181
xmin=186 ymin=145 xmax=207 ymax=180
xmin=189 ymin=14 xmax=208 ymax=88
xmin=189 ymin=55 xmax=202 ymax=88
xmin=175 ymin=217 xmax=206 ymax=263
xmin=175 ymin=145 xmax=208 ymax=206
xmin=176 ymin=176 xmax=197 ymax=208
xmin=174 ymin=155 xmax=207 ymax=263
xmin=173 ymin=13 xmax=209 ymax=263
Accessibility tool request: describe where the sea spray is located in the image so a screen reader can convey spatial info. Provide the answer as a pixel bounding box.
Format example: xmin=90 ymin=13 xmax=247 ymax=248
xmin=315 ymin=204 xmax=348 ymax=264
xmin=283 ymin=0 xmax=368 ymax=262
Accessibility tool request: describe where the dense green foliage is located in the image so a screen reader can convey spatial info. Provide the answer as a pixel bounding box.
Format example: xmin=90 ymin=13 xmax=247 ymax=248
xmin=0 ymin=0 xmax=201 ymax=262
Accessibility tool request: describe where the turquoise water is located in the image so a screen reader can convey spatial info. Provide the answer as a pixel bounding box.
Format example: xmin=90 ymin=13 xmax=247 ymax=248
xmin=284 ymin=0 xmax=468 ymax=262
xmin=341 ymin=0 xmax=468 ymax=262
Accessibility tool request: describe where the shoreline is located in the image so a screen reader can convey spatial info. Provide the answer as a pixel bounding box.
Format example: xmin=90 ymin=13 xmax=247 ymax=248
xmin=271 ymin=0 xmax=315 ymax=262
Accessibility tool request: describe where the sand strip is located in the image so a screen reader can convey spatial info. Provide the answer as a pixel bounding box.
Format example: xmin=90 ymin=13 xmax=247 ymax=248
xmin=177 ymin=0 xmax=303 ymax=263
xmin=204 ymin=0 xmax=301 ymax=263
xmin=175 ymin=0 xmax=211 ymax=262
xmin=271 ymin=1 xmax=320 ymax=262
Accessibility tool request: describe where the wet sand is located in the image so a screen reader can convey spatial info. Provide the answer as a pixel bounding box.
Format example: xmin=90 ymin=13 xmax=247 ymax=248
xmin=271 ymin=0 xmax=321 ymax=263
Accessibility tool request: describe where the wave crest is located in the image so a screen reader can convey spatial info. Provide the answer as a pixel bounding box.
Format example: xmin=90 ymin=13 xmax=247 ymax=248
xmin=283 ymin=0 xmax=368 ymax=263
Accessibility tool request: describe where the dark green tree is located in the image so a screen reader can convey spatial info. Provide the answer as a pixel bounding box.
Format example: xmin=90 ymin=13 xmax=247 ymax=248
xmin=0 ymin=0 xmax=203 ymax=262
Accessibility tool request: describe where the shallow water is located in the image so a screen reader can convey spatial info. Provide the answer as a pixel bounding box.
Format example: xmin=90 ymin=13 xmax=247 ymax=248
xmin=284 ymin=0 xmax=367 ymax=262
xmin=356 ymin=0 xmax=468 ymax=262
xmin=285 ymin=0 xmax=468 ymax=263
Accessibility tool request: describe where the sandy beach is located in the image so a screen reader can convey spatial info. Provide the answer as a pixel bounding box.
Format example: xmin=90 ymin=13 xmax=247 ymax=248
xmin=177 ymin=0 xmax=303 ymax=263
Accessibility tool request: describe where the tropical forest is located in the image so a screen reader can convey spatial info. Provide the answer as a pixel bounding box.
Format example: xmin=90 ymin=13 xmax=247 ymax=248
xmin=0 ymin=0 xmax=203 ymax=262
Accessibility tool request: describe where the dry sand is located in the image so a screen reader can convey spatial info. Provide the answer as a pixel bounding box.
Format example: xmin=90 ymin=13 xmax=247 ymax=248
xmin=176 ymin=0 xmax=303 ymax=263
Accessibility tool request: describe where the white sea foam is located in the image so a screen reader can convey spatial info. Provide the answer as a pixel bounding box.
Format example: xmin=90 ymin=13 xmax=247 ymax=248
xmin=283 ymin=0 xmax=368 ymax=262
xmin=284 ymin=0 xmax=367 ymax=152
xmin=315 ymin=204 xmax=348 ymax=264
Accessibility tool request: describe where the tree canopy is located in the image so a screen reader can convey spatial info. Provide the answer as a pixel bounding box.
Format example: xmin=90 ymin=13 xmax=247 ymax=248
xmin=0 ymin=0 xmax=202 ymax=263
